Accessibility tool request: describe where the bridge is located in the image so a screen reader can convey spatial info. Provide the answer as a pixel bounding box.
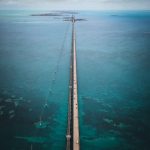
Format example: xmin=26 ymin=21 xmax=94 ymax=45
xmin=66 ymin=16 xmax=80 ymax=150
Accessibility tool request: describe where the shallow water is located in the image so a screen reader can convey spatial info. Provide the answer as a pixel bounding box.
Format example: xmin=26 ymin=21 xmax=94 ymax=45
xmin=0 ymin=10 xmax=71 ymax=150
xmin=0 ymin=10 xmax=150 ymax=150
xmin=77 ymin=10 xmax=150 ymax=150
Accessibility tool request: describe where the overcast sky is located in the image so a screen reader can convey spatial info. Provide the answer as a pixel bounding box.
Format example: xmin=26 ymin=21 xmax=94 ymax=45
xmin=0 ymin=0 xmax=150 ymax=10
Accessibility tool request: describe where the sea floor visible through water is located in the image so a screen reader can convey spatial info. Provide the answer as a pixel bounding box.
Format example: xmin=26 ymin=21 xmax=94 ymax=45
xmin=0 ymin=10 xmax=150 ymax=150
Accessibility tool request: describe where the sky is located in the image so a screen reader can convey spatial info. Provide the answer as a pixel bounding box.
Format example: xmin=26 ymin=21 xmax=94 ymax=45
xmin=0 ymin=0 xmax=150 ymax=10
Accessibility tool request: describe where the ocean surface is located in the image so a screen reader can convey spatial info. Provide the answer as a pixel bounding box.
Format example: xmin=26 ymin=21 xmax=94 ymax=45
xmin=0 ymin=10 xmax=150 ymax=150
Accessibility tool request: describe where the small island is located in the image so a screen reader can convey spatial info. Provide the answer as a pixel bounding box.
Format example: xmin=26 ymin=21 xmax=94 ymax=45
xmin=31 ymin=13 xmax=63 ymax=16
xmin=31 ymin=11 xmax=78 ymax=17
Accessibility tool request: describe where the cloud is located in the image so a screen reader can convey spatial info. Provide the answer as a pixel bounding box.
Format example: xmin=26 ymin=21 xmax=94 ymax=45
xmin=0 ymin=0 xmax=149 ymax=10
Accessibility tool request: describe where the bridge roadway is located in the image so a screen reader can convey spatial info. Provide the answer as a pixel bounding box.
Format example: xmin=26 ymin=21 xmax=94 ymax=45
xmin=66 ymin=17 xmax=80 ymax=150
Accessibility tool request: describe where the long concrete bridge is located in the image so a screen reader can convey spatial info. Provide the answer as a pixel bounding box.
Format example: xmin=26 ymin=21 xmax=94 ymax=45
xmin=66 ymin=16 xmax=80 ymax=150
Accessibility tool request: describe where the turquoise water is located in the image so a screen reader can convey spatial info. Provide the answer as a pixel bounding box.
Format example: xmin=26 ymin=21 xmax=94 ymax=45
xmin=77 ymin=11 xmax=150 ymax=150
xmin=0 ymin=10 xmax=71 ymax=150
xmin=0 ymin=10 xmax=150 ymax=150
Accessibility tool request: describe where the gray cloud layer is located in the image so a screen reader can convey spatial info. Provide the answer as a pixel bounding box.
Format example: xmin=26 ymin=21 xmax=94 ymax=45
xmin=0 ymin=0 xmax=149 ymax=10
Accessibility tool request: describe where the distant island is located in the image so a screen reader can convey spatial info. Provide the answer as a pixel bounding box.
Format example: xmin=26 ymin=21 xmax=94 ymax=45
xmin=31 ymin=13 xmax=63 ymax=16
xmin=31 ymin=11 xmax=78 ymax=17
xmin=63 ymin=17 xmax=87 ymax=21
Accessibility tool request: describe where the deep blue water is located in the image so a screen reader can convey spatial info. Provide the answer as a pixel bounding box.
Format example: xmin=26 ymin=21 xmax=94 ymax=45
xmin=0 ymin=10 xmax=150 ymax=150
